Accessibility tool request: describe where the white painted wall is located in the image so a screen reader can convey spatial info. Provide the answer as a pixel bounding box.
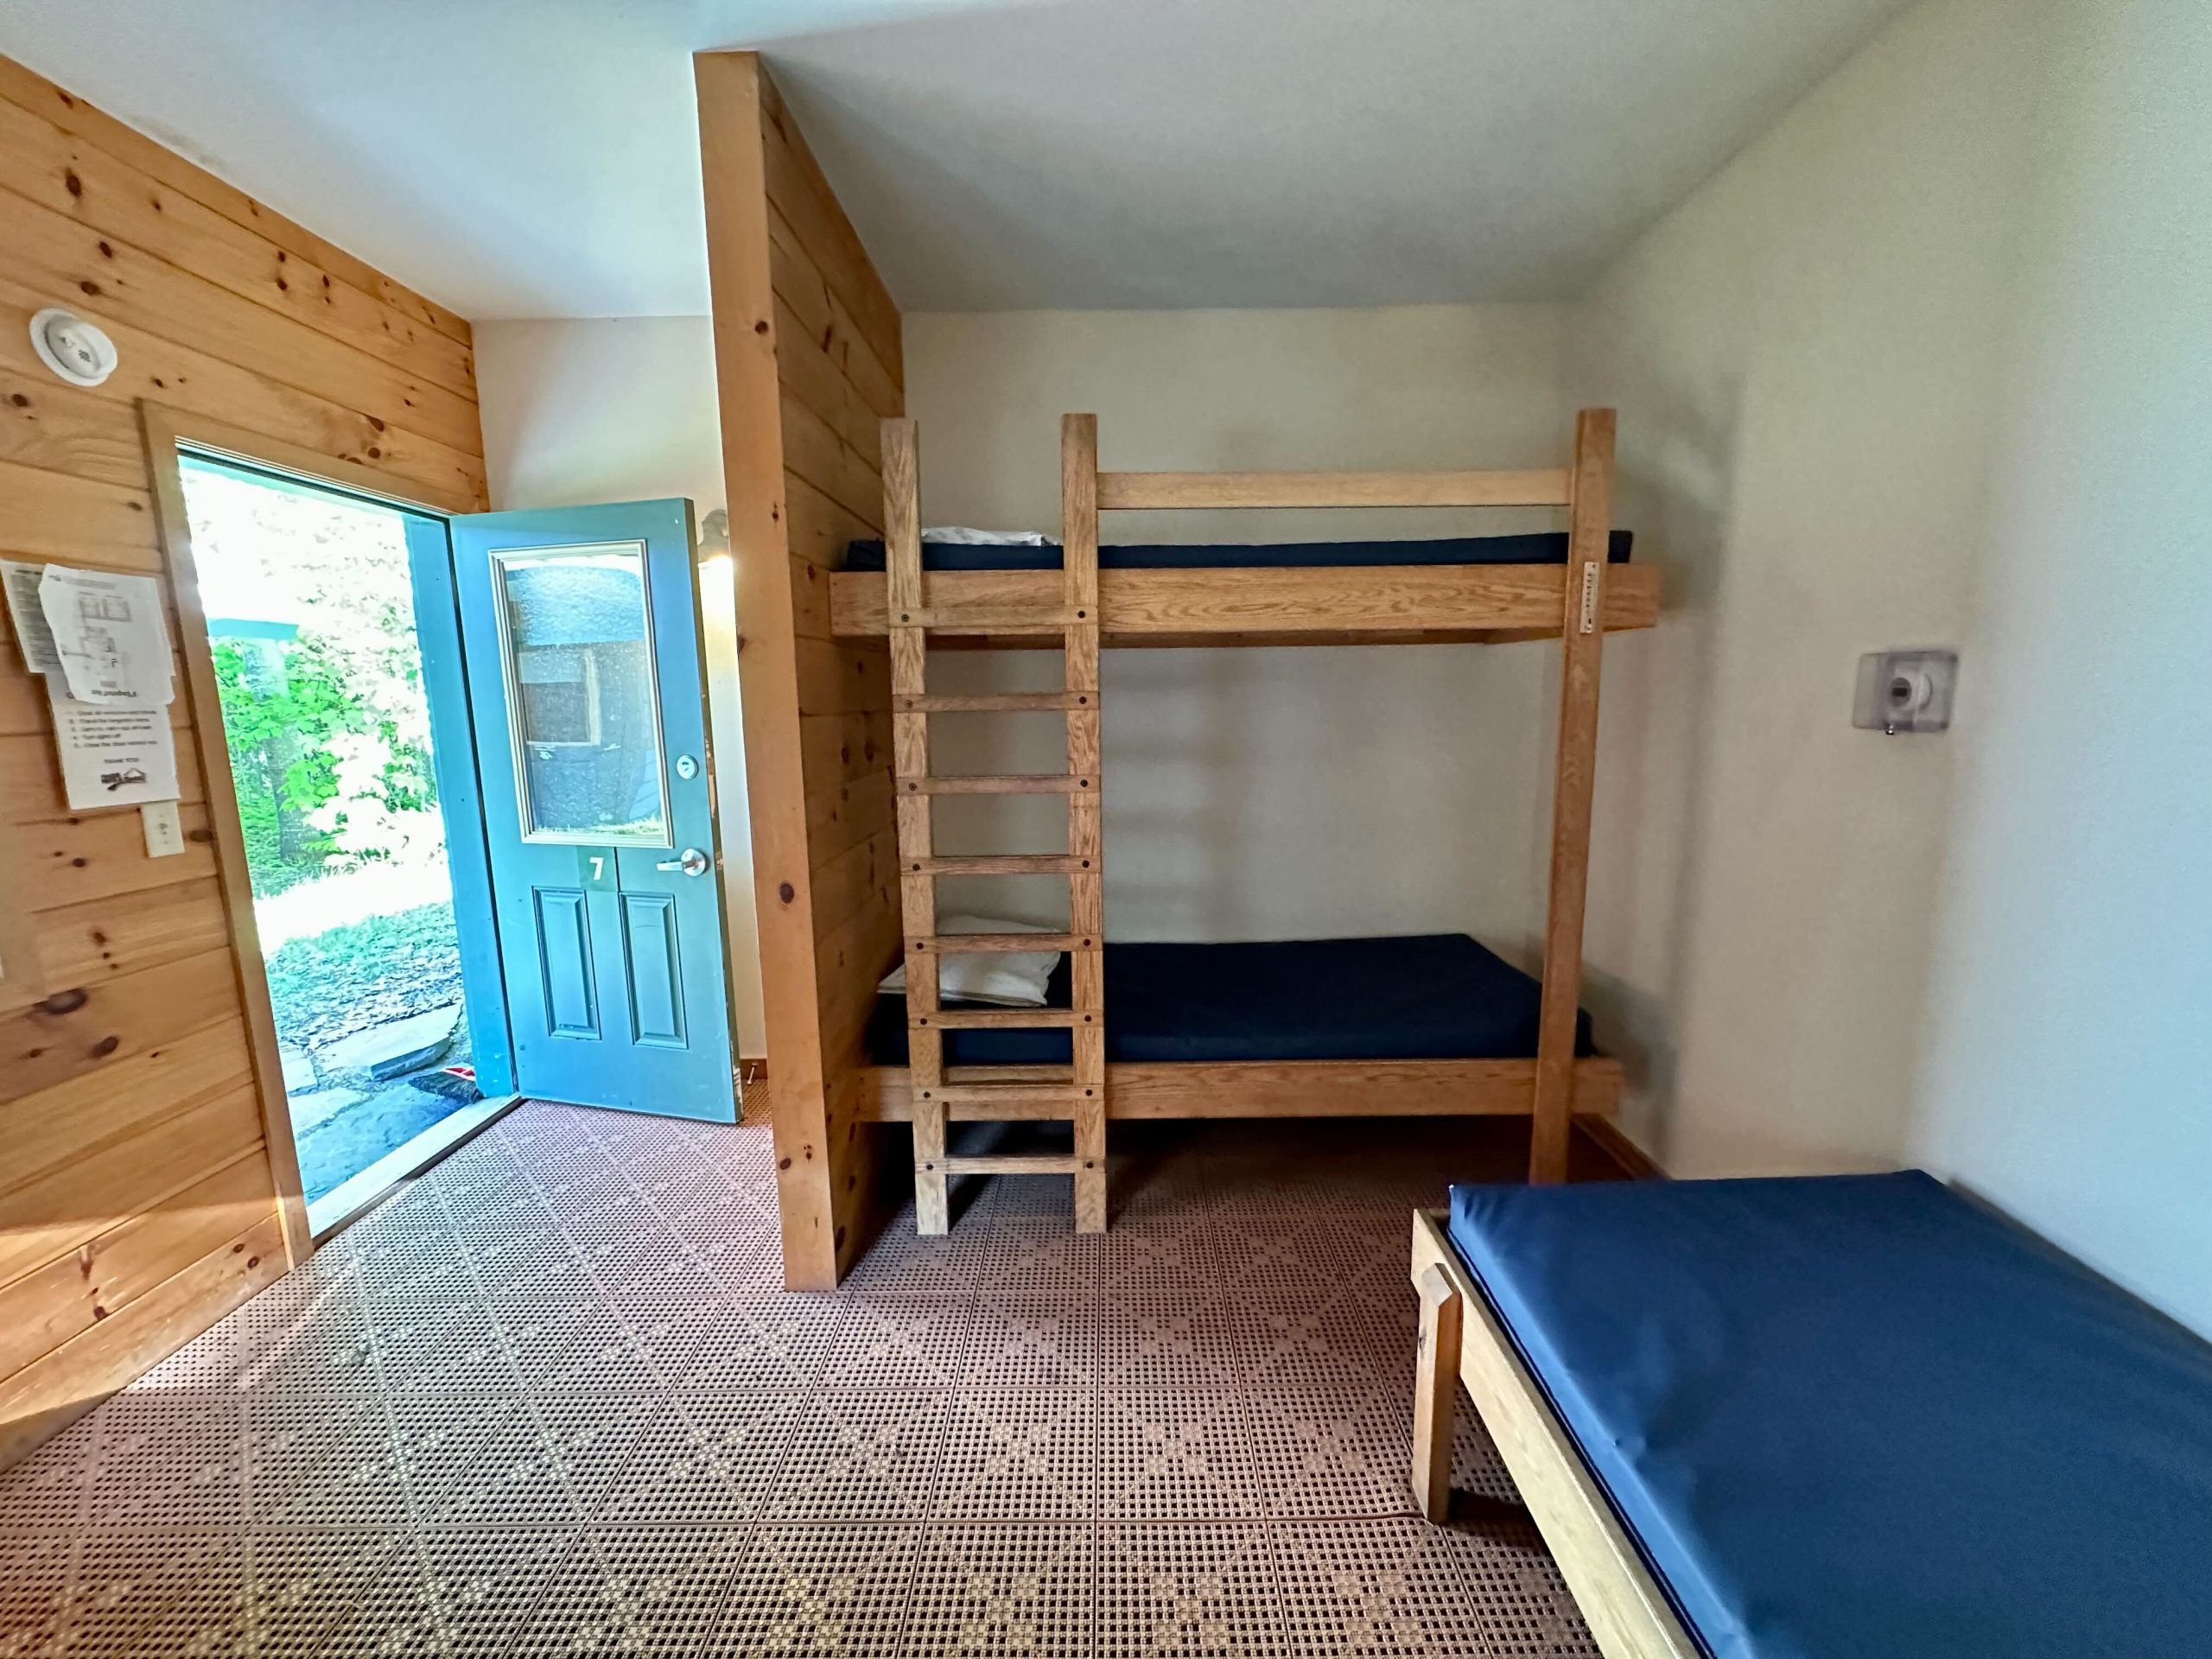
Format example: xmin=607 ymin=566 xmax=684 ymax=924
xmin=902 ymin=305 xmax=1573 ymax=950
xmin=1573 ymin=0 xmax=2211 ymax=1333
xmin=473 ymin=317 xmax=766 ymax=1058
xmin=1566 ymin=0 xmax=2050 ymax=1177
xmin=1910 ymin=0 xmax=2212 ymax=1335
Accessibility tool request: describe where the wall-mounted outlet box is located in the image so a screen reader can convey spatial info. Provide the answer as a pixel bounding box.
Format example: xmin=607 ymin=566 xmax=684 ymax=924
xmin=1854 ymin=649 xmax=1957 ymax=734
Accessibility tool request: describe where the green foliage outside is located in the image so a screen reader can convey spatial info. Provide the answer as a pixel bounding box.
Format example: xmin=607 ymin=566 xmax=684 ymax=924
xmin=213 ymin=632 xmax=440 ymax=896
xmin=187 ymin=461 xmax=445 ymax=898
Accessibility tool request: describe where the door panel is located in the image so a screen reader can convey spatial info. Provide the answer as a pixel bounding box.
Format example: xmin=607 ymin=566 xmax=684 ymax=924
xmin=451 ymin=499 xmax=734 ymax=1121
xmin=622 ymin=893 xmax=685 ymax=1047
xmin=535 ymin=887 xmax=600 ymax=1039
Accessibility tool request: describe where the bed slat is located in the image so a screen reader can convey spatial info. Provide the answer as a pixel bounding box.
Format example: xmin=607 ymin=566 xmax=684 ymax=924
xmin=915 ymin=1007 xmax=1092 ymax=1031
xmin=896 ymin=691 xmax=1095 ymax=712
xmin=905 ymin=773 xmax=1095 ymax=795
xmin=908 ymin=934 xmax=1090 ymax=954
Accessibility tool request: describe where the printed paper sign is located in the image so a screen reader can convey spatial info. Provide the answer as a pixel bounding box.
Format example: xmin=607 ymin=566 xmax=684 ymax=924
xmin=48 ymin=683 xmax=181 ymax=810
xmin=39 ymin=565 xmax=174 ymax=707
xmin=1 ymin=560 xmax=62 ymax=674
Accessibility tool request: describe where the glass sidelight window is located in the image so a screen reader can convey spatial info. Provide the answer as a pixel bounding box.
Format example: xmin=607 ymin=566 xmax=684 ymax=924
xmin=489 ymin=542 xmax=671 ymax=846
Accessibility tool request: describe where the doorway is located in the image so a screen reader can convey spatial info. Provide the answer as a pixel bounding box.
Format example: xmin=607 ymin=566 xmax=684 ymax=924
xmin=155 ymin=415 xmax=742 ymax=1244
xmin=176 ymin=454 xmax=512 ymax=1230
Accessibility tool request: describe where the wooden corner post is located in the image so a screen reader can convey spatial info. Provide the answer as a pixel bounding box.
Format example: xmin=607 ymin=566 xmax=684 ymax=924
xmin=883 ymin=417 xmax=950 ymax=1232
xmin=1063 ymin=414 xmax=1108 ymax=1233
xmin=1530 ymin=409 xmax=1616 ymax=1184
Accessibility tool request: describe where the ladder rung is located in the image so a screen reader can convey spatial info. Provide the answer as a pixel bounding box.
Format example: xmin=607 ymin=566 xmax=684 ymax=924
xmin=916 ymin=1007 xmax=1094 ymax=1030
xmin=912 ymin=934 xmax=1091 ymax=953
xmin=898 ymin=693 xmax=1096 ymax=713
xmin=945 ymin=1064 xmax=1073 ymax=1084
xmin=941 ymin=1154 xmax=1082 ymax=1176
xmin=907 ymin=855 xmax=1094 ymax=876
xmin=903 ymin=774 xmax=1094 ymax=796
xmin=929 ymin=1083 xmax=1084 ymax=1109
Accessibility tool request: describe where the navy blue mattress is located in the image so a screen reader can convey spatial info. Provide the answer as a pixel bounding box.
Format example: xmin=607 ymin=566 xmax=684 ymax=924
xmin=868 ymin=934 xmax=1592 ymax=1067
xmin=844 ymin=531 xmax=1633 ymax=572
xmin=1446 ymin=1172 xmax=2212 ymax=1659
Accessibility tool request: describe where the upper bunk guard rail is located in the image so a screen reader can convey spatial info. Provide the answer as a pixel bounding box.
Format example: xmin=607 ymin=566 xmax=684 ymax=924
xmin=885 ymin=414 xmax=1109 ymax=1236
xmin=835 ymin=564 xmax=1657 ymax=643
xmin=1096 ymin=467 xmax=1571 ymax=512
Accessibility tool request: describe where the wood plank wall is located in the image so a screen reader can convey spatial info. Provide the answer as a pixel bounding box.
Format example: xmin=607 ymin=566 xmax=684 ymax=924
xmin=0 ymin=55 xmax=485 ymax=1463
xmin=697 ymin=53 xmax=903 ymax=1290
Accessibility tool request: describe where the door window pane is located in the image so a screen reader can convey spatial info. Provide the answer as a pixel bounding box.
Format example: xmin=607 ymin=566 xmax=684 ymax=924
xmin=493 ymin=543 xmax=669 ymax=844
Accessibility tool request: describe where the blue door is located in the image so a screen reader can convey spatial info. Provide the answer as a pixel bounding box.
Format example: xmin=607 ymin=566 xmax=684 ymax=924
xmin=449 ymin=500 xmax=734 ymax=1121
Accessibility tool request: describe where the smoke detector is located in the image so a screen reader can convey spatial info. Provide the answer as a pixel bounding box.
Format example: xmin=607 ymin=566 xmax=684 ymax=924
xmin=29 ymin=307 xmax=119 ymax=388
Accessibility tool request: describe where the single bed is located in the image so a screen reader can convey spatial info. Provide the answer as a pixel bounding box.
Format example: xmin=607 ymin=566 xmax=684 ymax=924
xmin=1408 ymin=1172 xmax=2212 ymax=1659
xmin=843 ymin=529 xmax=1635 ymax=572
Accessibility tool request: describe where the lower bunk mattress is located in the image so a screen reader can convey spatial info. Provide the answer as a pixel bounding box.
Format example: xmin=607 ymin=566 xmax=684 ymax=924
xmin=868 ymin=933 xmax=1594 ymax=1068
xmin=1446 ymin=1171 xmax=2212 ymax=1659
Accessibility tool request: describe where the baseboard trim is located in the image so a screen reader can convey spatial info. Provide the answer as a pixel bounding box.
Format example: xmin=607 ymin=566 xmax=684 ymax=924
xmin=1573 ymin=1114 xmax=1665 ymax=1181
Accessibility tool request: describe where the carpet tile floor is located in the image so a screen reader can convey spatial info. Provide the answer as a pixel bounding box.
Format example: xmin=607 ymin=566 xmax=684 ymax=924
xmin=0 ymin=1102 xmax=1599 ymax=1656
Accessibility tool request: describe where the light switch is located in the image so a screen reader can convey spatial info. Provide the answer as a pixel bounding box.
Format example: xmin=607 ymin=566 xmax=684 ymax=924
xmin=142 ymin=799 xmax=185 ymax=857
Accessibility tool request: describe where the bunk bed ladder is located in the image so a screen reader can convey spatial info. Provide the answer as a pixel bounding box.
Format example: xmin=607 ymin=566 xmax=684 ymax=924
xmin=883 ymin=415 xmax=1108 ymax=1236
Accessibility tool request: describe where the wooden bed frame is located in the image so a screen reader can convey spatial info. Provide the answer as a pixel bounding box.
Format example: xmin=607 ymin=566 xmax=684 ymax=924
xmin=1409 ymin=1207 xmax=1699 ymax=1659
xmin=695 ymin=49 xmax=1656 ymax=1280
xmin=868 ymin=410 xmax=1640 ymax=1230
xmin=856 ymin=1057 xmax=1624 ymax=1122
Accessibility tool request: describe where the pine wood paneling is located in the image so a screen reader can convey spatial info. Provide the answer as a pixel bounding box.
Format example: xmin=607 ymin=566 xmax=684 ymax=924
xmin=0 ymin=1081 xmax=264 ymax=1288
xmin=0 ymin=1147 xmax=273 ymax=1382
xmin=0 ymin=58 xmax=471 ymax=346
xmin=0 ymin=365 xmax=147 ymax=486
xmin=0 ymin=946 xmax=244 ymax=1108
xmin=0 ymin=95 xmax=476 ymax=397
xmin=0 ymin=1211 xmax=285 ymax=1471
xmin=0 ymin=282 xmax=484 ymax=512
xmin=699 ymin=51 xmax=901 ymax=1289
xmin=0 ymin=187 xmax=481 ymax=454
xmin=0 ymin=53 xmax=485 ymax=1465
xmin=15 ymin=805 xmax=220 ymax=906
xmin=4 ymin=1020 xmax=252 ymax=1190
xmin=32 ymin=878 xmax=230 ymax=984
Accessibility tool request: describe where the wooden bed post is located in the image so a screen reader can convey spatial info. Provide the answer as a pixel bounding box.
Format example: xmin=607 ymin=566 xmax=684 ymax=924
xmin=1530 ymin=409 xmax=1616 ymax=1184
xmin=1063 ymin=414 xmax=1109 ymax=1233
xmin=883 ymin=418 xmax=950 ymax=1233
xmin=1412 ymin=1261 xmax=1465 ymax=1521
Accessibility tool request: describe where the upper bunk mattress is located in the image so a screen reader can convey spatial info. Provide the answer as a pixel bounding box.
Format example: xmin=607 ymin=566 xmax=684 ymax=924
xmin=844 ymin=530 xmax=1633 ymax=572
xmin=1445 ymin=1171 xmax=2212 ymax=1659
xmin=868 ymin=933 xmax=1594 ymax=1068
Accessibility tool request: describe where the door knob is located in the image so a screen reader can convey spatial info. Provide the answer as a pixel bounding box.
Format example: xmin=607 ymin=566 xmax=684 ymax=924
xmin=656 ymin=848 xmax=709 ymax=877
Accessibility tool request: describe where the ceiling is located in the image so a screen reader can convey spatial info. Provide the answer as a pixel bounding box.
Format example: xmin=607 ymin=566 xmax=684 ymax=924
xmin=0 ymin=0 xmax=1912 ymax=321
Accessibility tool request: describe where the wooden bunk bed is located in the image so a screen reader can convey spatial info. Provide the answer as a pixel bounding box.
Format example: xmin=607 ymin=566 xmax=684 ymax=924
xmin=857 ymin=409 xmax=1649 ymax=1234
xmin=695 ymin=49 xmax=1656 ymax=1280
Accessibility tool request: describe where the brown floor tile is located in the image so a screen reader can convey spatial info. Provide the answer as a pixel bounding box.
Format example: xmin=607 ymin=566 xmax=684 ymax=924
xmin=0 ymin=1105 xmax=1606 ymax=1657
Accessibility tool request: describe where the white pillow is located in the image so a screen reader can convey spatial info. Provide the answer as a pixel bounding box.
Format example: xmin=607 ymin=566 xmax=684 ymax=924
xmin=922 ymin=527 xmax=1048 ymax=546
xmin=879 ymin=913 xmax=1062 ymax=1007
